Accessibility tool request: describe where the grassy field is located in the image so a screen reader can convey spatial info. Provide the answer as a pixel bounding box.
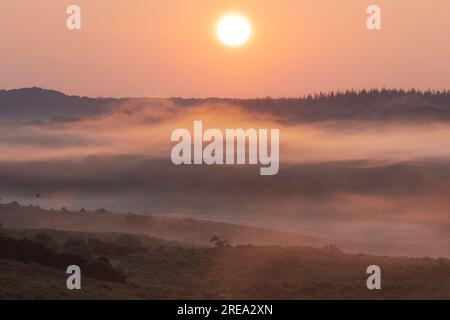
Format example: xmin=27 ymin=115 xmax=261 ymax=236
xmin=1 ymin=228 xmax=450 ymax=300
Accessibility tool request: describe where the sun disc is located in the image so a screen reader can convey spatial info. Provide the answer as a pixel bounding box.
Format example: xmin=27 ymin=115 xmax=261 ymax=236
xmin=217 ymin=15 xmax=251 ymax=47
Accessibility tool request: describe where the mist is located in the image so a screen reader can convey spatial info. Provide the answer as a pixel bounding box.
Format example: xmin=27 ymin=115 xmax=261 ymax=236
xmin=1 ymin=99 xmax=450 ymax=257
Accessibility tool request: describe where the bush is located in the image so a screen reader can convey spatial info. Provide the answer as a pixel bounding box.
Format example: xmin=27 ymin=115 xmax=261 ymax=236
xmin=83 ymin=257 xmax=126 ymax=283
xmin=94 ymin=208 xmax=107 ymax=215
xmin=63 ymin=238 xmax=92 ymax=258
xmin=0 ymin=235 xmax=126 ymax=283
xmin=210 ymin=236 xmax=231 ymax=248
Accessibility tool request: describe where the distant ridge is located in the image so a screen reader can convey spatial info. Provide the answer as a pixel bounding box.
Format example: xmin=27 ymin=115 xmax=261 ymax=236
xmin=1 ymin=87 xmax=450 ymax=122
xmin=0 ymin=87 xmax=117 ymax=121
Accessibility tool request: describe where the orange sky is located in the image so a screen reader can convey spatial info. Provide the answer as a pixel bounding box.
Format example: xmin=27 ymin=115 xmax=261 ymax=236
xmin=1 ymin=0 xmax=449 ymax=98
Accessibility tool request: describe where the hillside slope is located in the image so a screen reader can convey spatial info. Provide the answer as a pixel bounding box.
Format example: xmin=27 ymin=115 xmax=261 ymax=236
xmin=1 ymin=228 xmax=450 ymax=300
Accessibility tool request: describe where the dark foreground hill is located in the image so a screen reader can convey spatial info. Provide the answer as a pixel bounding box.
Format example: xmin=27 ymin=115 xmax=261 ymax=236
xmin=1 ymin=228 xmax=450 ymax=300
xmin=1 ymin=87 xmax=450 ymax=122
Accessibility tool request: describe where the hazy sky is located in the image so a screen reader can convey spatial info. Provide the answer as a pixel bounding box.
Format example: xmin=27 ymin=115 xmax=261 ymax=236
xmin=1 ymin=0 xmax=449 ymax=98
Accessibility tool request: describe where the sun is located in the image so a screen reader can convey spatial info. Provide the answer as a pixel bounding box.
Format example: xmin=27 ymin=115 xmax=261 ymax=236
xmin=217 ymin=15 xmax=252 ymax=47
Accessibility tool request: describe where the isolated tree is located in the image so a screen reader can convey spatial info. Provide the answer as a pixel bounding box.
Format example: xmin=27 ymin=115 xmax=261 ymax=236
xmin=9 ymin=201 xmax=20 ymax=207
xmin=94 ymin=208 xmax=107 ymax=215
xmin=210 ymin=236 xmax=231 ymax=248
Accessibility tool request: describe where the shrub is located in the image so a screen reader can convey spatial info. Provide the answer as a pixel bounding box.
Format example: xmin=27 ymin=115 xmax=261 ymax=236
xmin=63 ymin=238 xmax=92 ymax=258
xmin=83 ymin=258 xmax=126 ymax=283
xmin=210 ymin=236 xmax=231 ymax=248
xmin=0 ymin=235 xmax=126 ymax=283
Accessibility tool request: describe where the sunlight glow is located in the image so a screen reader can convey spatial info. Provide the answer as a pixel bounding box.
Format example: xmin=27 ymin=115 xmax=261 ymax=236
xmin=217 ymin=15 xmax=251 ymax=47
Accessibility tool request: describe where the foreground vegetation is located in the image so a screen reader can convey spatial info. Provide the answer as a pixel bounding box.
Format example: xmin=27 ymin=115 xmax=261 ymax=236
xmin=1 ymin=227 xmax=450 ymax=300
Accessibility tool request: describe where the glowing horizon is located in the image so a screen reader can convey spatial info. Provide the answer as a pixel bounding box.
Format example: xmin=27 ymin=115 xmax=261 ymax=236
xmin=0 ymin=0 xmax=449 ymax=98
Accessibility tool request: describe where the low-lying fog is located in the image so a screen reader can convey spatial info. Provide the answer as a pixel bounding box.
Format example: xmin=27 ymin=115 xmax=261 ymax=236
xmin=1 ymin=100 xmax=450 ymax=256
